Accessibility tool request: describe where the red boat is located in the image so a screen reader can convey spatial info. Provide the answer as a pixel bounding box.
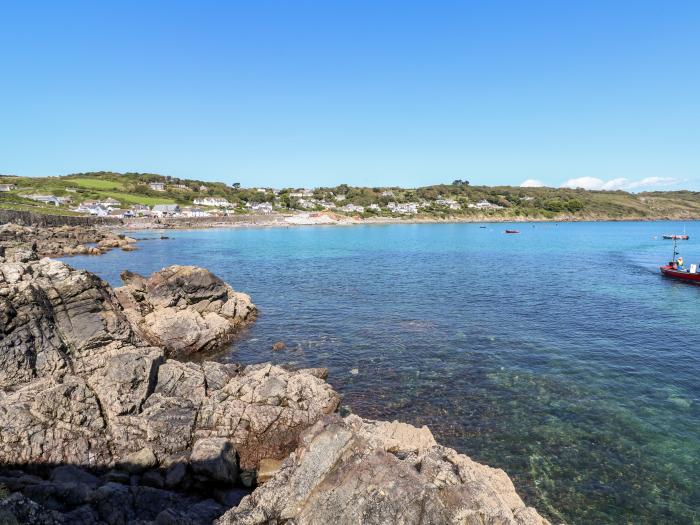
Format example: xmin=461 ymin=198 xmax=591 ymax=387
xmin=659 ymin=240 xmax=700 ymax=283
xmin=660 ymin=264 xmax=700 ymax=283
xmin=505 ymin=230 xmax=520 ymax=234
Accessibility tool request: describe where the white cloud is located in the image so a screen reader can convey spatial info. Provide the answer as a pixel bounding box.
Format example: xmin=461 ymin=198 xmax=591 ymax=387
xmin=561 ymin=176 xmax=680 ymax=191
xmin=520 ymin=179 xmax=544 ymax=187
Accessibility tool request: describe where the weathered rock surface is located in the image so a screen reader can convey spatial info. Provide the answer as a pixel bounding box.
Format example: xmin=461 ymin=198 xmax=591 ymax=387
xmin=0 ymin=223 xmax=135 ymax=261
xmin=0 ymin=260 xmax=336 ymax=470
xmin=219 ymin=414 xmax=550 ymax=525
xmin=115 ymin=266 xmax=256 ymax=357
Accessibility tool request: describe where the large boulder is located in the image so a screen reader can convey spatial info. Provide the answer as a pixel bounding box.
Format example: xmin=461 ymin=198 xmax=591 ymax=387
xmin=218 ymin=414 xmax=550 ymax=525
xmin=115 ymin=265 xmax=256 ymax=357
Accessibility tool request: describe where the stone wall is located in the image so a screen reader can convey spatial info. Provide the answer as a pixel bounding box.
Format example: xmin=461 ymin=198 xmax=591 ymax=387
xmin=0 ymin=209 xmax=118 ymax=227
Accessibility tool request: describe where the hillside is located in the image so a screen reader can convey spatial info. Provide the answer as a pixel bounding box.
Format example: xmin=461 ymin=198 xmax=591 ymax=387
xmin=2 ymin=171 xmax=700 ymax=221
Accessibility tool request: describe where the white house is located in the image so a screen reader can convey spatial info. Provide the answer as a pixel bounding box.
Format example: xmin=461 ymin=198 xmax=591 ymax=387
xmin=341 ymin=203 xmax=365 ymax=213
xmin=468 ymin=199 xmax=503 ymax=210
xmin=0 ymin=184 xmax=16 ymax=192
xmin=246 ymin=202 xmax=273 ymax=213
xmin=387 ymin=202 xmax=419 ymax=214
xmin=181 ymin=207 xmax=210 ymax=218
xmin=436 ymin=198 xmax=461 ymax=210
xmin=193 ymin=197 xmax=233 ymax=208
xmin=23 ymin=195 xmax=61 ymax=206
xmin=149 ymin=182 xmax=166 ymax=191
xmin=152 ymin=204 xmax=181 ymax=217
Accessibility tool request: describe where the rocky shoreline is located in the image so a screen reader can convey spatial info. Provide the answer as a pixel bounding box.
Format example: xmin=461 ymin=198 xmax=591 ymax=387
xmin=0 ymin=225 xmax=550 ymax=524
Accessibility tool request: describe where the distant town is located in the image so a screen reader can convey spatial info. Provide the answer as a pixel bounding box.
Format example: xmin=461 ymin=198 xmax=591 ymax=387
xmin=1 ymin=171 xmax=700 ymax=221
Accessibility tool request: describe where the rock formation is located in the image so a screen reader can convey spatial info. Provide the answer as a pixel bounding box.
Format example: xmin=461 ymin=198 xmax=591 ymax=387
xmin=0 ymin=223 xmax=136 ymax=260
xmin=0 ymin=240 xmax=550 ymax=524
xmin=115 ymin=266 xmax=255 ymax=357
xmin=219 ymin=415 xmax=548 ymax=525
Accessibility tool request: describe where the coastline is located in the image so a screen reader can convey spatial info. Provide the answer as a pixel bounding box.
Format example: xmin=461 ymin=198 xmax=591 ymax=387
xmin=113 ymin=211 xmax=700 ymax=232
xmin=0 ymin=223 xmax=552 ymax=524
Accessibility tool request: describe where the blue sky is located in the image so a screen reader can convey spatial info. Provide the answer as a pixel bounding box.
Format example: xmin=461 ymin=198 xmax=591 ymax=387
xmin=1 ymin=1 xmax=699 ymax=190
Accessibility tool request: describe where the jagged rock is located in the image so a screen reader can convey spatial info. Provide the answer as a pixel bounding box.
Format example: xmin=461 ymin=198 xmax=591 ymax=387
xmin=218 ymin=415 xmax=550 ymax=525
xmin=1 ymin=259 xmax=335 ymax=472
xmin=115 ymin=265 xmax=256 ymax=357
xmin=190 ymin=438 xmax=239 ymax=484
xmin=0 ymin=223 xmax=134 ymax=260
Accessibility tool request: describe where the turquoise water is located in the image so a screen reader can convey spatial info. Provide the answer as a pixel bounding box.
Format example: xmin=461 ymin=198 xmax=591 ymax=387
xmin=66 ymin=222 xmax=700 ymax=524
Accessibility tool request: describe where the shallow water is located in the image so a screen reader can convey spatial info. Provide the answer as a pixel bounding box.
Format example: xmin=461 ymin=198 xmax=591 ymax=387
xmin=65 ymin=221 xmax=700 ymax=524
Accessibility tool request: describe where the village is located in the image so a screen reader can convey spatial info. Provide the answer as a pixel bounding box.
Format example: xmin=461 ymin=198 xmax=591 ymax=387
xmin=1 ymin=178 xmax=507 ymax=219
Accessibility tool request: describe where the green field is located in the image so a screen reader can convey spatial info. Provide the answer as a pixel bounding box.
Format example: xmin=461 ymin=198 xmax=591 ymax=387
xmin=98 ymin=191 xmax=176 ymax=206
xmin=63 ymin=178 xmax=125 ymax=190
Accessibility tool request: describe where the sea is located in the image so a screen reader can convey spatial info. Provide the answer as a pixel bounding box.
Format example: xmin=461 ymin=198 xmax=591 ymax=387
xmin=63 ymin=221 xmax=700 ymax=524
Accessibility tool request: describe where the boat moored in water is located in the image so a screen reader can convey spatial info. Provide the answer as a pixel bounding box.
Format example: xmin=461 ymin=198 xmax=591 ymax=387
xmin=505 ymin=229 xmax=520 ymax=234
xmin=663 ymin=234 xmax=689 ymax=240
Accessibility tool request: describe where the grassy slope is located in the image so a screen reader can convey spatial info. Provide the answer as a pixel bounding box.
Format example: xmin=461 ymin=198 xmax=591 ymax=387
xmin=1 ymin=171 xmax=700 ymax=220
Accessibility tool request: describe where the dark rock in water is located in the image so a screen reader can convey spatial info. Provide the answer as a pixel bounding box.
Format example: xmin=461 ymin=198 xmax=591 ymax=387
xmin=271 ymin=341 xmax=286 ymax=351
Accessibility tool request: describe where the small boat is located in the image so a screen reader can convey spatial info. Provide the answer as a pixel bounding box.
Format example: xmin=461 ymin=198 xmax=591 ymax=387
xmin=660 ymin=264 xmax=700 ymax=283
xmin=660 ymin=239 xmax=700 ymax=283
xmin=505 ymin=230 xmax=520 ymax=234
xmin=479 ymin=226 xmax=487 ymax=228
xmin=663 ymin=234 xmax=689 ymax=240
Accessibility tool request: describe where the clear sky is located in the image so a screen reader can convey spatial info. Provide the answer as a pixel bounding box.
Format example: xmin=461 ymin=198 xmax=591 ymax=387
xmin=1 ymin=1 xmax=699 ymax=190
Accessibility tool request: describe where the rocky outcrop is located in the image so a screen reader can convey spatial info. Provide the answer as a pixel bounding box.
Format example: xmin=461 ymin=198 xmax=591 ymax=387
xmin=0 ymin=223 xmax=135 ymax=261
xmin=115 ymin=266 xmax=256 ymax=357
xmin=220 ymin=415 xmax=549 ymax=525
xmin=0 ymin=258 xmax=336 ymax=470
xmin=0 ymin=250 xmax=550 ymax=524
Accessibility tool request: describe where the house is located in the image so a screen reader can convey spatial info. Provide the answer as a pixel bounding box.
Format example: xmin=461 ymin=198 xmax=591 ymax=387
xmin=73 ymin=204 xmax=109 ymax=217
xmin=198 ymin=185 xmax=209 ymax=192
xmin=97 ymin=198 xmax=120 ymax=208
xmin=172 ymin=184 xmax=190 ymax=190
xmin=149 ymin=182 xmax=166 ymax=191
xmin=23 ymin=195 xmax=61 ymax=206
xmin=0 ymin=184 xmax=17 ymax=192
xmin=368 ymin=203 xmax=381 ymax=211
xmin=181 ymin=207 xmax=210 ymax=218
xmin=152 ymin=204 xmax=181 ymax=217
xmin=341 ymin=204 xmax=365 ymax=213
xmin=387 ymin=202 xmax=419 ymax=214
xmin=246 ymin=202 xmax=273 ymax=213
xmin=436 ymin=198 xmax=461 ymax=210
xmin=296 ymin=198 xmax=318 ymax=209
xmin=334 ymin=194 xmax=347 ymax=202
xmin=193 ymin=197 xmax=233 ymax=208
xmin=107 ymin=208 xmax=130 ymax=218
xmin=380 ymin=190 xmax=395 ymax=197
xmin=290 ymin=189 xmax=314 ymax=198
xmin=468 ymin=199 xmax=503 ymax=210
